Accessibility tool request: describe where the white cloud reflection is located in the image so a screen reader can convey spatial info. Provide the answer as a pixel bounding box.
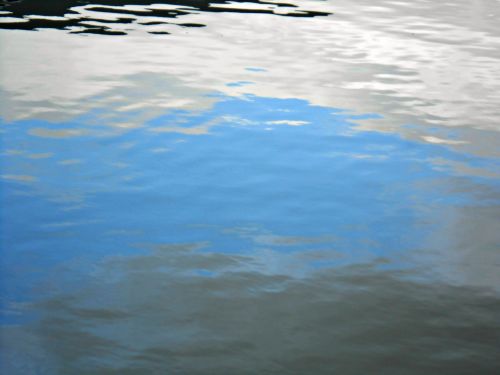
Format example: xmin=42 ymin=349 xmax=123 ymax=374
xmin=0 ymin=0 xmax=499 ymax=157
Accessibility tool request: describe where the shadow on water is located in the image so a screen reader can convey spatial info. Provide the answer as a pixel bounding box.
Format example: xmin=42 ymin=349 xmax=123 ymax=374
xmin=0 ymin=0 xmax=330 ymax=35
xmin=3 ymin=253 xmax=500 ymax=374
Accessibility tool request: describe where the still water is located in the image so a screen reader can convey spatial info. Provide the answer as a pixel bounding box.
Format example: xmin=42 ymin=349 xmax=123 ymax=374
xmin=1 ymin=1 xmax=499 ymax=373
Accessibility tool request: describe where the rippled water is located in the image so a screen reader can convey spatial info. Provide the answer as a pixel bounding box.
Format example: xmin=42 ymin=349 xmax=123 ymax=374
xmin=1 ymin=1 xmax=499 ymax=374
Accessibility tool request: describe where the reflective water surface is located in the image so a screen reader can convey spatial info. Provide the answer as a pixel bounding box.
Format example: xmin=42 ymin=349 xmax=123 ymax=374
xmin=1 ymin=1 xmax=499 ymax=374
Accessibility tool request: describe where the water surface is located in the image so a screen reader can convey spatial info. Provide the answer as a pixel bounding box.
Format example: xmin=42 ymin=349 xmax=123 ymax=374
xmin=1 ymin=1 xmax=499 ymax=374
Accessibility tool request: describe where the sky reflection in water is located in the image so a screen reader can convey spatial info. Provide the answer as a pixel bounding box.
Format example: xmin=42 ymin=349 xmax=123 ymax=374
xmin=1 ymin=0 xmax=500 ymax=374
xmin=2 ymin=92 xmax=499 ymax=373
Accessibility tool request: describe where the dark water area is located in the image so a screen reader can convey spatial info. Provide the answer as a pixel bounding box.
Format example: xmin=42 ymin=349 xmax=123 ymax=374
xmin=1 ymin=1 xmax=500 ymax=374
xmin=0 ymin=0 xmax=330 ymax=35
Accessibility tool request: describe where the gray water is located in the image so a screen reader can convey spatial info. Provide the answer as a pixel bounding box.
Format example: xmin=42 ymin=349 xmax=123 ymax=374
xmin=1 ymin=1 xmax=499 ymax=374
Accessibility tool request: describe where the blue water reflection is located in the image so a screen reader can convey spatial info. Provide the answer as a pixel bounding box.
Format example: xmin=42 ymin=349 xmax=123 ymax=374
xmin=2 ymin=93 xmax=499 ymax=278
xmin=1 ymin=91 xmax=500 ymax=372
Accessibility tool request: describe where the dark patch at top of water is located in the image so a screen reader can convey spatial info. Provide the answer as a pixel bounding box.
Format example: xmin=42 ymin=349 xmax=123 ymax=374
xmin=0 ymin=0 xmax=331 ymax=35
